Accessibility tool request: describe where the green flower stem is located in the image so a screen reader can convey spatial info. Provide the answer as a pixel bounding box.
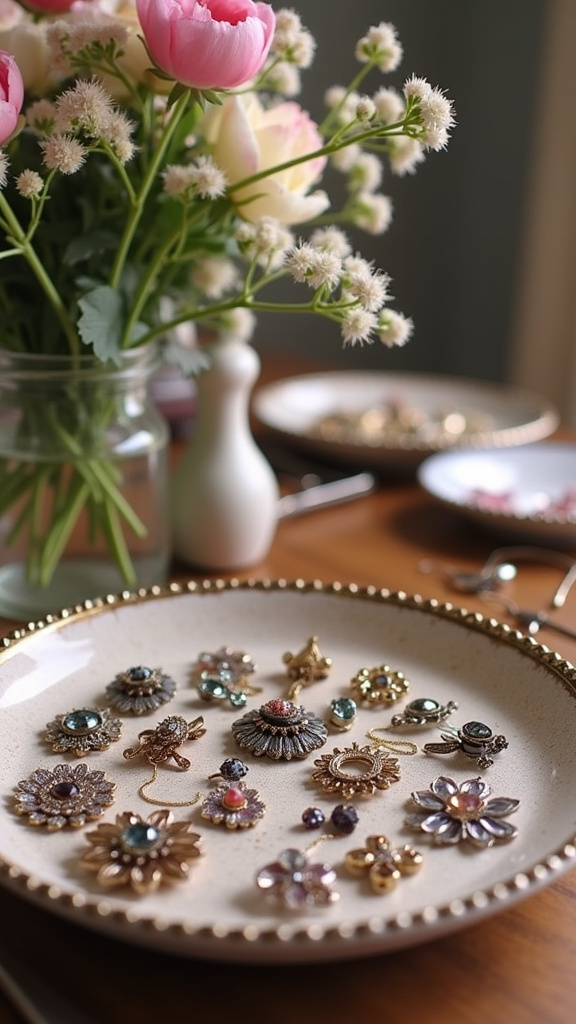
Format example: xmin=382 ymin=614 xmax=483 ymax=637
xmin=83 ymin=460 xmax=147 ymax=538
xmin=0 ymin=463 xmax=37 ymax=518
xmin=38 ymin=476 xmax=91 ymax=587
xmin=0 ymin=193 xmax=79 ymax=355
xmin=98 ymin=499 xmax=137 ymax=589
xmin=226 ymin=117 xmax=412 ymax=198
xmin=46 ymin=413 xmax=147 ymax=537
xmin=110 ymin=89 xmax=191 ymax=295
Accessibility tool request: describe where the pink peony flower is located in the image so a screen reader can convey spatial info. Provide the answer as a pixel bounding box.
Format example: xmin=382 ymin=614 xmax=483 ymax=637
xmin=136 ymin=0 xmax=276 ymax=90
xmin=0 ymin=48 xmax=23 ymax=145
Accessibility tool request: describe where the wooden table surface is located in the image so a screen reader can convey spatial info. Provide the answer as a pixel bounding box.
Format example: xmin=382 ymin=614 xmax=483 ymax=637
xmin=1 ymin=364 xmax=576 ymax=1023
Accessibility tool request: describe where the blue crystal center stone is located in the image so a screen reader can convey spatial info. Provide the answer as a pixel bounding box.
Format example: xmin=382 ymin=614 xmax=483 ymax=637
xmin=410 ymin=698 xmax=440 ymax=713
xmin=121 ymin=823 xmax=162 ymax=854
xmin=463 ymin=721 xmax=491 ymax=740
xmin=330 ymin=698 xmax=357 ymax=723
xmin=63 ymin=709 xmax=102 ymax=734
xmin=129 ymin=666 xmax=152 ymax=681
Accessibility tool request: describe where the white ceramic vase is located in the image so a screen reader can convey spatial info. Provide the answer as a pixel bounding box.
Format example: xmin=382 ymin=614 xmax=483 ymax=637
xmin=170 ymin=337 xmax=279 ymax=570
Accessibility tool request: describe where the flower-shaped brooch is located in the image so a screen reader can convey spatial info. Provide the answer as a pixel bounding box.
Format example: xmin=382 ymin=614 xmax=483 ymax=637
xmin=14 ymin=763 xmax=116 ymax=830
xmin=81 ymin=809 xmax=203 ymax=893
xmin=345 ymin=835 xmax=423 ymax=893
xmin=405 ymin=776 xmax=519 ymax=848
xmin=256 ymin=847 xmax=339 ymax=909
xmin=232 ymin=698 xmax=327 ymax=760
xmin=200 ymin=759 xmax=266 ymax=829
xmin=105 ymin=665 xmax=177 ymax=715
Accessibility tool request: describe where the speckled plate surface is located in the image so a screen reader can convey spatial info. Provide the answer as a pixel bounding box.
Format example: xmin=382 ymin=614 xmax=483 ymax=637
xmin=0 ymin=580 xmax=575 ymax=964
xmin=252 ymin=371 xmax=560 ymax=472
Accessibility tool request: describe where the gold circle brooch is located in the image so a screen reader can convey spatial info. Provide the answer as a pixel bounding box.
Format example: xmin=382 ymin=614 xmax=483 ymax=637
xmin=310 ymin=742 xmax=401 ymax=799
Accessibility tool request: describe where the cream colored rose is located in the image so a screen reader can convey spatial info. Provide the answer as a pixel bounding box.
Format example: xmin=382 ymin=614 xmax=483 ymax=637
xmin=0 ymin=3 xmax=52 ymax=95
xmin=201 ymin=93 xmax=330 ymax=225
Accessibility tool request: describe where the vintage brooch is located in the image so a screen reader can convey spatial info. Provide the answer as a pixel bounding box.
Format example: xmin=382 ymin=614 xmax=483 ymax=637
xmin=81 ymin=809 xmax=203 ymax=893
xmin=123 ymin=715 xmax=205 ymax=770
xmin=310 ymin=742 xmax=401 ymax=799
xmin=200 ymin=759 xmax=266 ymax=830
xmin=390 ymin=697 xmax=458 ymax=729
xmin=350 ymin=664 xmax=410 ymax=705
xmin=193 ymin=645 xmax=260 ymax=709
xmin=256 ymin=844 xmax=339 ymax=909
xmin=423 ymin=720 xmax=508 ymax=769
xmin=44 ymin=706 xmax=123 ymax=757
xmin=405 ymin=776 xmax=519 ymax=848
xmin=282 ymin=636 xmax=332 ymax=700
xmin=105 ymin=665 xmax=177 ymax=716
xmin=14 ymin=763 xmax=116 ymax=831
xmin=345 ymin=835 xmax=423 ymax=894
xmin=231 ymin=698 xmax=328 ymax=760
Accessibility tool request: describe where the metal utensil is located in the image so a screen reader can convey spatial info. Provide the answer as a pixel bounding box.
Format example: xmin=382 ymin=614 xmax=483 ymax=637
xmin=276 ymin=471 xmax=377 ymax=519
xmin=479 ymin=591 xmax=576 ymax=643
xmin=419 ymin=545 xmax=576 ymax=608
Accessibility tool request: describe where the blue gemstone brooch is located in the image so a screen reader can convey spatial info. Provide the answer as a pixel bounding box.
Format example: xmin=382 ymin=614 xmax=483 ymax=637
xmin=44 ymin=707 xmax=123 ymax=757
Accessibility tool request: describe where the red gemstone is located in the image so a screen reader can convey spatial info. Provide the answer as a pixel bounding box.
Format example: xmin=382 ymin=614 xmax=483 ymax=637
xmin=264 ymin=699 xmax=295 ymax=717
xmin=222 ymin=786 xmax=247 ymax=810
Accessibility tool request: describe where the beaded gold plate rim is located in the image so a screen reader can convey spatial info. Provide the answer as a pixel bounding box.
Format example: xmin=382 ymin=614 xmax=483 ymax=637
xmin=1 ymin=578 xmax=576 ymax=964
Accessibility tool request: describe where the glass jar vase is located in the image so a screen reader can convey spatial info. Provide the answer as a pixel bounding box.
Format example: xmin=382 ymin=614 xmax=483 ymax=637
xmin=0 ymin=345 xmax=170 ymax=620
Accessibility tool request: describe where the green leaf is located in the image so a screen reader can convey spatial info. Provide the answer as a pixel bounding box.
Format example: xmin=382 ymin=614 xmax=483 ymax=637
xmin=64 ymin=231 xmax=118 ymax=266
xmin=77 ymin=285 xmax=124 ymax=363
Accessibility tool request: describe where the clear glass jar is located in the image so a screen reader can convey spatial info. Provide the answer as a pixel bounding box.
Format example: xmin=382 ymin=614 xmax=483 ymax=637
xmin=0 ymin=345 xmax=170 ymax=620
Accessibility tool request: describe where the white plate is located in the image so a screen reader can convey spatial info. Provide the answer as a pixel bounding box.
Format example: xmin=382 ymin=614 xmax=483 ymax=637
xmin=253 ymin=371 xmax=559 ymax=472
xmin=1 ymin=580 xmax=575 ymax=964
xmin=418 ymin=442 xmax=576 ymax=546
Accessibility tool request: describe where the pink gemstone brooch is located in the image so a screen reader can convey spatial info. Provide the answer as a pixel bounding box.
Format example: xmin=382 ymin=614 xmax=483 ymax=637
xmin=200 ymin=759 xmax=266 ymax=829
xmin=405 ymin=776 xmax=519 ymax=847
xmin=231 ymin=698 xmax=328 ymax=760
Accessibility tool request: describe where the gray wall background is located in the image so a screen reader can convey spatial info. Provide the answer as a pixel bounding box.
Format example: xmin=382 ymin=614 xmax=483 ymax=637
xmin=254 ymin=0 xmax=547 ymax=383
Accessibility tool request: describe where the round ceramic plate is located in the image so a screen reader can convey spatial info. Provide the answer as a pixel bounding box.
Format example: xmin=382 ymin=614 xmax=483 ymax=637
xmin=252 ymin=371 xmax=560 ymax=472
xmin=1 ymin=580 xmax=575 ymax=964
xmin=418 ymin=442 xmax=576 ymax=547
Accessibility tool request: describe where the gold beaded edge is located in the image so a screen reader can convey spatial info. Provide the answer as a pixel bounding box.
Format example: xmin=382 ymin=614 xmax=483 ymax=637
xmin=1 ymin=577 xmax=576 ymax=958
